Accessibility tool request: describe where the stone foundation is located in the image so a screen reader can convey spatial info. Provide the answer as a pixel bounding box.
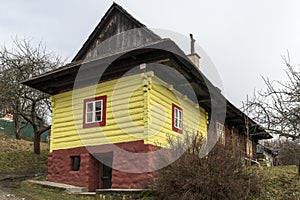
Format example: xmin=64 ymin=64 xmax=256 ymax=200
xmin=47 ymin=140 xmax=158 ymax=191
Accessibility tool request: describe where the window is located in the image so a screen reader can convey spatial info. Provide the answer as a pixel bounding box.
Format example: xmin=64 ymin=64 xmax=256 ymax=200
xmin=246 ymin=138 xmax=253 ymax=158
xmin=217 ymin=122 xmax=225 ymax=145
xmin=83 ymin=96 xmax=107 ymax=128
xmin=71 ymin=156 xmax=80 ymax=171
xmin=172 ymin=104 xmax=183 ymax=133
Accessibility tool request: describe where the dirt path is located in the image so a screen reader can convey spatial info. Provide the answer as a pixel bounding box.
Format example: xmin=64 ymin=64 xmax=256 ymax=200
xmin=0 ymin=173 xmax=44 ymax=200
xmin=0 ymin=187 xmax=26 ymax=200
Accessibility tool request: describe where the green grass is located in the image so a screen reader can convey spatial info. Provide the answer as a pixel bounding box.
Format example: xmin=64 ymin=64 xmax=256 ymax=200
xmin=18 ymin=180 xmax=152 ymax=200
xmin=17 ymin=166 xmax=299 ymax=200
xmin=253 ymin=166 xmax=300 ymax=200
xmin=18 ymin=181 xmax=96 ymax=200
xmin=0 ymin=133 xmax=49 ymax=173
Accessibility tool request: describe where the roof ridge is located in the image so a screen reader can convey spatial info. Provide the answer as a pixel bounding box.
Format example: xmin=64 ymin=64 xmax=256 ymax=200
xmin=71 ymin=2 xmax=160 ymax=62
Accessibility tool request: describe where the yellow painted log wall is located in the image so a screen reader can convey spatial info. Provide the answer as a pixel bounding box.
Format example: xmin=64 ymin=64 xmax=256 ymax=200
xmin=145 ymin=75 xmax=207 ymax=146
xmin=50 ymin=71 xmax=207 ymax=152
xmin=50 ymin=73 xmax=148 ymax=152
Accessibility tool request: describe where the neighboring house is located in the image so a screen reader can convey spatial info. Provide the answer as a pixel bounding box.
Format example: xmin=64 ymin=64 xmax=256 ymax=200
xmin=0 ymin=113 xmax=13 ymax=121
xmin=256 ymin=144 xmax=278 ymax=166
xmin=23 ymin=3 xmax=271 ymax=191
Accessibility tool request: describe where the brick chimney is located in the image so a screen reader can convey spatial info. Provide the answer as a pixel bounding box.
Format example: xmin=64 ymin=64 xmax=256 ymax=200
xmin=187 ymin=34 xmax=201 ymax=68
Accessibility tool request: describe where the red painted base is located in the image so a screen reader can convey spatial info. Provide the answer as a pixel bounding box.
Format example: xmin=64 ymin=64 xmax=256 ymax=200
xmin=47 ymin=140 xmax=159 ymax=191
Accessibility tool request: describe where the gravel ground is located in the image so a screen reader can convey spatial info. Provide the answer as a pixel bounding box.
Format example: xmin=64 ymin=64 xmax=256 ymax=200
xmin=0 ymin=186 xmax=26 ymax=200
xmin=0 ymin=174 xmax=36 ymax=200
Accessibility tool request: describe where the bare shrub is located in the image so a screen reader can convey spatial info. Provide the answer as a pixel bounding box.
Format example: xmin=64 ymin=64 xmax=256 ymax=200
xmin=151 ymin=132 xmax=264 ymax=200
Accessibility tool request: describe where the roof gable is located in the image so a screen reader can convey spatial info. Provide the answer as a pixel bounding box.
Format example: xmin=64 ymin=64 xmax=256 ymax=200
xmin=72 ymin=2 xmax=160 ymax=62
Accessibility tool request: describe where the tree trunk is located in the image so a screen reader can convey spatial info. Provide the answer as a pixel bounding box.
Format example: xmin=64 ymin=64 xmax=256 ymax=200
xmin=15 ymin=124 xmax=21 ymax=140
xmin=298 ymin=161 xmax=300 ymax=176
xmin=34 ymin=133 xmax=41 ymax=154
xmin=13 ymin=114 xmax=21 ymax=140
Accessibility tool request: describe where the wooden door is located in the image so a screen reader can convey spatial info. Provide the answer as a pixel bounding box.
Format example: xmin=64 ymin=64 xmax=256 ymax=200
xmin=99 ymin=152 xmax=113 ymax=189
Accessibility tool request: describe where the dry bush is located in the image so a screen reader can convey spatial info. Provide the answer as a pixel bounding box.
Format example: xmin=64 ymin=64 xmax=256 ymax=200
xmin=151 ymin=132 xmax=264 ymax=200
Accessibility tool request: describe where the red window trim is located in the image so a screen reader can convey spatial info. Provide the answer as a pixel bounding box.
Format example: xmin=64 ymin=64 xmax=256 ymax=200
xmin=172 ymin=104 xmax=183 ymax=133
xmin=83 ymin=95 xmax=107 ymax=128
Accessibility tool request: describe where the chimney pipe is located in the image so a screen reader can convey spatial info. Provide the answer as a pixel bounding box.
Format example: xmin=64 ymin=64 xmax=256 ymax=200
xmin=190 ymin=34 xmax=195 ymax=54
xmin=187 ymin=33 xmax=201 ymax=69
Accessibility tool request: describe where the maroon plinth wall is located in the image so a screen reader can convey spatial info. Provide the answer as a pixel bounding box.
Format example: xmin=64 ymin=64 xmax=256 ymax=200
xmin=47 ymin=140 xmax=159 ymax=191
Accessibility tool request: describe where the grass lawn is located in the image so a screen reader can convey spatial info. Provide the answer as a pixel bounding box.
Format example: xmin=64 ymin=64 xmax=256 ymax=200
xmin=252 ymin=165 xmax=300 ymax=200
xmin=16 ymin=166 xmax=300 ymax=200
xmin=0 ymin=133 xmax=49 ymax=173
xmin=18 ymin=180 xmax=152 ymax=200
xmin=18 ymin=181 xmax=96 ymax=200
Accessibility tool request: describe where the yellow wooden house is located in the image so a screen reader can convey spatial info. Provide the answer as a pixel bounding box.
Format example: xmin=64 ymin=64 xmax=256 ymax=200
xmin=23 ymin=3 xmax=271 ymax=191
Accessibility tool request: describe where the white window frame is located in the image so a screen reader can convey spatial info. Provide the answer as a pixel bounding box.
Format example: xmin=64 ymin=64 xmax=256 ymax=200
xmin=217 ymin=122 xmax=225 ymax=145
xmin=246 ymin=138 xmax=253 ymax=157
xmin=174 ymin=107 xmax=183 ymax=130
xmin=85 ymin=100 xmax=103 ymax=124
xmin=172 ymin=104 xmax=183 ymax=133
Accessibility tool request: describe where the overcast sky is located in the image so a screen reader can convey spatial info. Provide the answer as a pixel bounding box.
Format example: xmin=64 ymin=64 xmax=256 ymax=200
xmin=1 ymin=0 xmax=299 ymax=107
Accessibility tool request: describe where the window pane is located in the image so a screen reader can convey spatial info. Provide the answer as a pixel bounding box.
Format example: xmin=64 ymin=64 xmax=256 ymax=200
xmin=178 ymin=119 xmax=182 ymax=129
xmin=217 ymin=123 xmax=225 ymax=144
xmin=95 ymin=111 xmax=102 ymax=122
xmin=178 ymin=110 xmax=182 ymax=120
xmin=86 ymin=113 xmax=93 ymax=123
xmin=95 ymin=101 xmax=102 ymax=111
xmin=87 ymin=102 xmax=93 ymax=112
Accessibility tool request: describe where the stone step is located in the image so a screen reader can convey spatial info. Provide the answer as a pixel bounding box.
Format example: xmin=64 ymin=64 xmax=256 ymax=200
xmin=28 ymin=180 xmax=88 ymax=194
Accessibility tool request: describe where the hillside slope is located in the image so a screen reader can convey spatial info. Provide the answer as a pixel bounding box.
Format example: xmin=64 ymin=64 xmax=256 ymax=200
xmin=0 ymin=133 xmax=49 ymax=173
xmin=257 ymin=165 xmax=300 ymax=200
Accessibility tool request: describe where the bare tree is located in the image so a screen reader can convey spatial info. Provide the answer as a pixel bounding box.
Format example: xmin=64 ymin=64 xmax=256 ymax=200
xmin=264 ymin=139 xmax=300 ymax=166
xmin=243 ymin=53 xmax=300 ymax=141
xmin=0 ymin=38 xmax=62 ymax=154
xmin=0 ymin=66 xmax=29 ymax=139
